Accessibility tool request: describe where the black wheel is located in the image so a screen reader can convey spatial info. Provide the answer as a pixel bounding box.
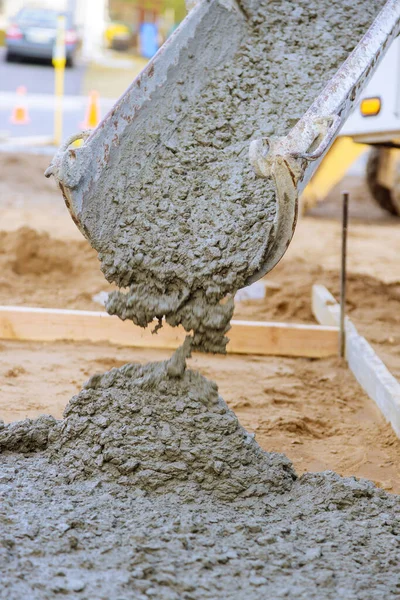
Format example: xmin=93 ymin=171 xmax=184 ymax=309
xmin=366 ymin=148 xmax=400 ymax=216
xmin=66 ymin=55 xmax=75 ymax=68
xmin=5 ymin=50 xmax=16 ymax=63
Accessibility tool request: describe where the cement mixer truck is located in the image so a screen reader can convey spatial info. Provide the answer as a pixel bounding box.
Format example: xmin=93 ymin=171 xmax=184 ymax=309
xmin=303 ymin=36 xmax=400 ymax=216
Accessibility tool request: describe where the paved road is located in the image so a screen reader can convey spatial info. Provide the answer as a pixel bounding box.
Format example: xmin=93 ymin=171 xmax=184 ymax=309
xmin=0 ymin=48 xmax=117 ymax=145
xmin=0 ymin=47 xmax=85 ymax=95
xmin=0 ymin=92 xmax=116 ymax=143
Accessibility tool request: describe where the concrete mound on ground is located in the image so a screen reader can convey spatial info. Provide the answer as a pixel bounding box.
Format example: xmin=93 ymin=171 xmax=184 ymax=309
xmin=45 ymin=360 xmax=296 ymax=501
xmin=0 ymin=361 xmax=399 ymax=599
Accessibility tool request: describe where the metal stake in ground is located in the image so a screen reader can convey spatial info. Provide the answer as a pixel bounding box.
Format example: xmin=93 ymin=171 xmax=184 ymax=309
xmin=340 ymin=191 xmax=349 ymax=358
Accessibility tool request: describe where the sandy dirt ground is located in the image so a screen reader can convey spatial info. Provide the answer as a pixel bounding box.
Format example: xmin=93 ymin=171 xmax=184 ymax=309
xmin=0 ymin=152 xmax=399 ymax=493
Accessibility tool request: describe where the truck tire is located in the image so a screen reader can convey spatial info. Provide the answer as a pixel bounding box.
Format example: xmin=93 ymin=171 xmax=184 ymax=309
xmin=366 ymin=148 xmax=400 ymax=216
xmin=5 ymin=50 xmax=16 ymax=63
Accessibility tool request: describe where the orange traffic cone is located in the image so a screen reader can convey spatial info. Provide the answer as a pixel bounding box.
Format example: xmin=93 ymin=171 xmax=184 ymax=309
xmin=80 ymin=90 xmax=100 ymax=129
xmin=10 ymin=86 xmax=30 ymax=125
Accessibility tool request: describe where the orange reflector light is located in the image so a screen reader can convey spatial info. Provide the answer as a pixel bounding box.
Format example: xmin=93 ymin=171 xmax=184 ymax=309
xmin=360 ymin=97 xmax=381 ymax=117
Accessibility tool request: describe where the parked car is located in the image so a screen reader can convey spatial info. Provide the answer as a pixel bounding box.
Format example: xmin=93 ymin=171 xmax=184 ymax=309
xmin=105 ymin=22 xmax=132 ymax=51
xmin=5 ymin=8 xmax=79 ymax=67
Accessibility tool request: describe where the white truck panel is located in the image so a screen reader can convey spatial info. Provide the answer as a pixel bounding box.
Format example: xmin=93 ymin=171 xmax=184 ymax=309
xmin=341 ymin=37 xmax=400 ymax=141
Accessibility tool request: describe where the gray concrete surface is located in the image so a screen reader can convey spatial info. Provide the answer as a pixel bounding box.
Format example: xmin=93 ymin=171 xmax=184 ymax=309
xmin=0 ymin=357 xmax=399 ymax=599
xmin=0 ymin=47 xmax=85 ymax=95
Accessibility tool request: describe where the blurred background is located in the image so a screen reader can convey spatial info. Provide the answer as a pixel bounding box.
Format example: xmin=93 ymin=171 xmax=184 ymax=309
xmin=0 ymin=0 xmax=400 ymax=223
xmin=0 ymin=0 xmax=186 ymax=142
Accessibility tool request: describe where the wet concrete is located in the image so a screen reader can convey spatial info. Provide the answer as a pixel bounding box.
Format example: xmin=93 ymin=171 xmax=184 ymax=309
xmin=1 ymin=359 xmax=399 ymax=599
xmin=73 ymin=0 xmax=385 ymax=352
xmin=2 ymin=2 xmax=398 ymax=599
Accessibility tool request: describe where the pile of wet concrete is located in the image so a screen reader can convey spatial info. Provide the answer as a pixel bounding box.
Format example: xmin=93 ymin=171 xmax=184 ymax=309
xmin=1 ymin=358 xmax=399 ymax=599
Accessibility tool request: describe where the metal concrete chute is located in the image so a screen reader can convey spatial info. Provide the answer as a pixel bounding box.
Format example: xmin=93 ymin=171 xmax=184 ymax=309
xmin=45 ymin=0 xmax=400 ymax=341
xmin=45 ymin=0 xmax=247 ymax=208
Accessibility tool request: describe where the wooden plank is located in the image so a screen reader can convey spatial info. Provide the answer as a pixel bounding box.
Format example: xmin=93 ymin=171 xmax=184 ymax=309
xmin=0 ymin=306 xmax=186 ymax=351
xmin=0 ymin=306 xmax=339 ymax=358
xmin=312 ymin=284 xmax=400 ymax=438
xmin=227 ymin=320 xmax=338 ymax=358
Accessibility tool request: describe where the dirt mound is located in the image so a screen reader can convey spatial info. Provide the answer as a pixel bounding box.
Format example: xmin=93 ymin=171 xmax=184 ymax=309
xmin=236 ymin=256 xmax=400 ymax=330
xmin=0 ymin=228 xmax=106 ymax=310
xmin=0 ymin=227 xmax=86 ymax=276
xmin=11 ymin=227 xmax=74 ymax=276
xmin=259 ymin=414 xmax=333 ymax=439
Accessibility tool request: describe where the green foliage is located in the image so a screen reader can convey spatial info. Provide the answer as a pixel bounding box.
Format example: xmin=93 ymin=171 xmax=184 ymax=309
xmin=164 ymin=0 xmax=186 ymax=22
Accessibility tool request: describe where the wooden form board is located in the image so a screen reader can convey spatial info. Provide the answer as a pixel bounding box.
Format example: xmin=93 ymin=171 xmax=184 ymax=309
xmin=0 ymin=305 xmax=339 ymax=359
xmin=312 ymin=284 xmax=400 ymax=438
